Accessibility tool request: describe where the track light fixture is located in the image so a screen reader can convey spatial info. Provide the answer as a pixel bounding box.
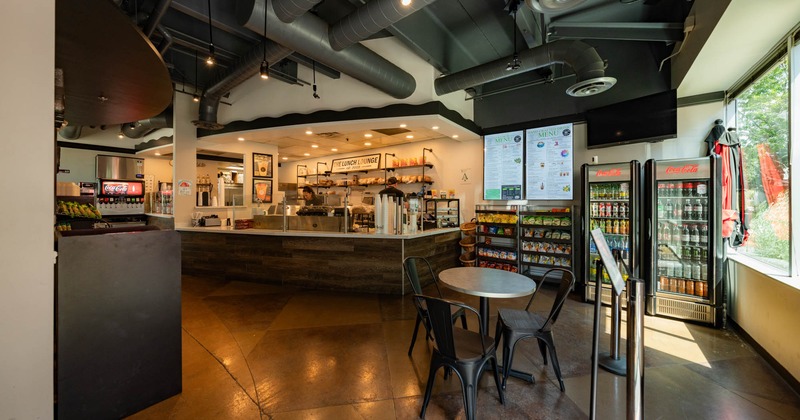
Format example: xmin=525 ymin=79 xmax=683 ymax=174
xmin=117 ymin=131 xmax=124 ymax=139
xmin=260 ymin=0 xmax=269 ymax=80
xmin=401 ymin=0 xmax=412 ymax=5
xmin=193 ymin=50 xmax=201 ymax=102
xmin=206 ymin=0 xmax=215 ymax=66
xmin=193 ymin=93 xmax=200 ymax=102
xmin=506 ymin=2 xmax=521 ymax=71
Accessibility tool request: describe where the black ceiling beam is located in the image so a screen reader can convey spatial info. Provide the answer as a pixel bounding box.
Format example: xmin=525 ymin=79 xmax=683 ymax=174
xmin=170 ymin=0 xmax=262 ymax=43
xmin=547 ymin=22 xmax=684 ymax=43
xmin=288 ymin=53 xmax=341 ymax=80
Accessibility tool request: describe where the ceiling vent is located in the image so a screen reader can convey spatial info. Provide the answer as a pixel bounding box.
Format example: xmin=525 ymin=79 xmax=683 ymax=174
xmin=372 ymin=127 xmax=410 ymax=136
xmin=315 ymin=131 xmax=343 ymax=138
xmin=525 ymin=0 xmax=587 ymax=14
xmin=566 ymin=76 xmax=617 ymax=97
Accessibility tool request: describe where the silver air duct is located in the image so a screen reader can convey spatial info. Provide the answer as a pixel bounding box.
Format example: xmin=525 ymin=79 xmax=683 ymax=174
xmin=123 ymin=108 xmax=173 ymax=138
xmin=433 ymin=39 xmax=616 ymax=97
xmin=273 ymin=0 xmax=320 ymax=23
xmin=328 ymin=0 xmax=439 ymax=52
xmin=195 ymin=41 xmax=293 ymax=129
xmin=526 ymin=0 xmax=587 ymax=14
xmin=143 ymin=0 xmax=172 ymax=38
xmin=236 ymin=0 xmax=416 ymax=100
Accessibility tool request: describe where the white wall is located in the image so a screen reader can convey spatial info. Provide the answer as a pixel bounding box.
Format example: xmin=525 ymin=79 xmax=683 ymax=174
xmin=56 ymin=148 xmax=173 ymax=186
xmin=0 ymin=0 xmax=54 ymax=417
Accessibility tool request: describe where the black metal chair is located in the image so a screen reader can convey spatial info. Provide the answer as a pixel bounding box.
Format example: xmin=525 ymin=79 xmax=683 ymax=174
xmin=403 ymin=256 xmax=467 ymax=356
xmin=413 ymin=294 xmax=504 ymax=420
xmin=494 ymin=268 xmax=576 ymax=391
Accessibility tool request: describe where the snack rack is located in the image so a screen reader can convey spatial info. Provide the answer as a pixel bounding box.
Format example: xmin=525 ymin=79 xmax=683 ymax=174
xmin=518 ymin=206 xmax=575 ymax=279
xmin=474 ymin=205 xmax=519 ymax=272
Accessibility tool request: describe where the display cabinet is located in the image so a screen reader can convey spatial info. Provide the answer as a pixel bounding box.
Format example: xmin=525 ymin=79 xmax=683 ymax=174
xmin=518 ymin=206 xmax=575 ymax=279
xmin=423 ymin=198 xmax=460 ymax=229
xmin=474 ymin=205 xmax=519 ymax=272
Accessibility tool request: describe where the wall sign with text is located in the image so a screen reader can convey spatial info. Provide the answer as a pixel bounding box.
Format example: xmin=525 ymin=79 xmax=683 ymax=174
xmin=483 ymin=131 xmax=524 ymax=200
xmin=525 ymin=123 xmax=574 ymax=200
xmin=330 ymin=154 xmax=381 ymax=173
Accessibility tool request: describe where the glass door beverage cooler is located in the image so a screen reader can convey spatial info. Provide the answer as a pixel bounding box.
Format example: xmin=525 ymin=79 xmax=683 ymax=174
xmin=581 ymin=161 xmax=641 ymax=305
xmin=643 ymin=156 xmax=724 ymax=326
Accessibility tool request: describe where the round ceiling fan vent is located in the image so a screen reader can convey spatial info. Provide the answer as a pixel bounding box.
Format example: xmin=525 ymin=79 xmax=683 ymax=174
xmin=566 ymin=76 xmax=617 ymax=97
xmin=526 ymin=0 xmax=587 ymax=14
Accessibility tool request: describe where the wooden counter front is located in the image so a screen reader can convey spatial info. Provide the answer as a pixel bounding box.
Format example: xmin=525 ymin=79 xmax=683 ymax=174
xmin=179 ymin=228 xmax=461 ymax=294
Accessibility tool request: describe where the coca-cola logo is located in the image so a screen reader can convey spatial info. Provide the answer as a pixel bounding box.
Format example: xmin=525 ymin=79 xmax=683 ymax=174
xmin=665 ymin=164 xmax=699 ymax=174
xmin=595 ymin=169 xmax=621 ymax=177
xmin=103 ymin=183 xmax=129 ymax=194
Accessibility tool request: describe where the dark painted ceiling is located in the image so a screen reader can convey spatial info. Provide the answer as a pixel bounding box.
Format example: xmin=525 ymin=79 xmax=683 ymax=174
xmin=101 ymin=0 xmax=692 ymax=128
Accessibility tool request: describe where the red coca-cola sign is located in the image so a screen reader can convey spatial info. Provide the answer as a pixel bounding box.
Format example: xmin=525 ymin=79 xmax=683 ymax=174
xmin=595 ymin=168 xmax=622 ymax=177
xmin=665 ymin=164 xmax=699 ymax=174
xmin=101 ymin=181 xmax=143 ymax=196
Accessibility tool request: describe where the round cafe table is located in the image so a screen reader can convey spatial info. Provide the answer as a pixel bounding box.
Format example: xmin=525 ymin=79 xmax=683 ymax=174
xmin=438 ymin=267 xmax=536 ymax=334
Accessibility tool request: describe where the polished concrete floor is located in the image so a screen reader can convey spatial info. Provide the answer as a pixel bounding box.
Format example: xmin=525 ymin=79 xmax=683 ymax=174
xmin=127 ymin=275 xmax=800 ymax=419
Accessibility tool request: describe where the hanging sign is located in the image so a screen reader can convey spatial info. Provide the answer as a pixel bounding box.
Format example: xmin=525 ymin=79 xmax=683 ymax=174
xmin=330 ymin=154 xmax=382 ymax=173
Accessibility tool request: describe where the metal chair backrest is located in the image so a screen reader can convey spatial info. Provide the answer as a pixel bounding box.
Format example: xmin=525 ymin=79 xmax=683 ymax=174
xmin=403 ymin=256 xmax=442 ymax=297
xmin=537 ymin=268 xmax=576 ymax=333
xmin=412 ymin=294 xmax=486 ymax=358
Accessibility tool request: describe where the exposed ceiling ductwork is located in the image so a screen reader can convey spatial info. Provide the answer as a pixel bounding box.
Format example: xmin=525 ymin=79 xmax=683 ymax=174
xmin=59 ymin=124 xmax=83 ymax=140
xmin=236 ymin=0 xmax=416 ymax=100
xmin=525 ymin=0 xmax=587 ymax=14
xmin=195 ymin=40 xmax=294 ymax=129
xmin=123 ymin=107 xmax=174 ymax=138
xmin=143 ymin=0 xmax=172 ymax=38
xmin=272 ymin=0 xmax=319 ymax=24
xmin=433 ymin=39 xmax=616 ymax=97
xmin=328 ymin=0 xmax=439 ymax=52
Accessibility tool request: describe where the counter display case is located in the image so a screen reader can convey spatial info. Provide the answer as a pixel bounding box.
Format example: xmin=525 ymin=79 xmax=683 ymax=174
xmin=424 ymin=198 xmax=459 ymax=229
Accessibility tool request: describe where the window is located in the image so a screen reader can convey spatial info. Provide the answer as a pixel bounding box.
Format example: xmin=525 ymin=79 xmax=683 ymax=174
xmin=730 ymin=56 xmax=790 ymax=273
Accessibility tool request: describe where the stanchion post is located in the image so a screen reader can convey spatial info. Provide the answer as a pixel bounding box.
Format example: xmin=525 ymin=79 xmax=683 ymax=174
xmin=589 ymin=258 xmax=603 ymax=420
xmin=627 ymin=277 xmax=645 ymax=420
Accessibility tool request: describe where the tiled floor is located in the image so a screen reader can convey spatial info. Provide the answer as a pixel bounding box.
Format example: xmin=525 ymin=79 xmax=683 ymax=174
xmin=127 ymin=275 xmax=800 ymax=419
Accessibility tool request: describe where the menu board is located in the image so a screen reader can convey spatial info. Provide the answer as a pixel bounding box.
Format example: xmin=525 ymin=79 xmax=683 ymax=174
xmin=483 ymin=131 xmax=524 ymax=200
xmin=525 ymin=123 xmax=574 ymax=200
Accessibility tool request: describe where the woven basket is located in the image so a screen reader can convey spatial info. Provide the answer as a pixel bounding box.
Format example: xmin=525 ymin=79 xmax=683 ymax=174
xmin=460 ymin=220 xmax=476 ymax=235
xmin=459 ymin=252 xmax=476 ymax=267
xmin=459 ymin=237 xmax=476 ymax=252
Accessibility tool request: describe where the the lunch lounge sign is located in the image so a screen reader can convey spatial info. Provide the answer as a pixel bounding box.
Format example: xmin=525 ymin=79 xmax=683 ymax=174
xmin=330 ymin=154 xmax=381 ymax=173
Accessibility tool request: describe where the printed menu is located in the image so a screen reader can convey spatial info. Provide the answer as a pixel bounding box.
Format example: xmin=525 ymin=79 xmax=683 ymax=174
xmin=483 ymin=131 xmax=524 ymax=200
xmin=525 ymin=123 xmax=574 ymax=200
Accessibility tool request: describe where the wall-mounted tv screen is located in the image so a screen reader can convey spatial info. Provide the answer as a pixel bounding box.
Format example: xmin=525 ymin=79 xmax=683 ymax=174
xmin=586 ymin=89 xmax=677 ymax=149
xmin=525 ymin=123 xmax=574 ymax=200
xmin=483 ymin=131 xmax=524 ymax=200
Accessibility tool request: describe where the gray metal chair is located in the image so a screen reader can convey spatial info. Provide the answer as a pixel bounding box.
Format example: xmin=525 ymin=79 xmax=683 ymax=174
xmin=403 ymin=256 xmax=468 ymax=356
xmin=413 ymin=294 xmax=504 ymax=420
xmin=494 ymin=268 xmax=576 ymax=391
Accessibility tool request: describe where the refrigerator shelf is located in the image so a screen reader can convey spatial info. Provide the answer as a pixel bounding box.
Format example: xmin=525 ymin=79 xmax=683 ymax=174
xmin=589 ymin=216 xmax=630 ymax=220
xmin=659 ymin=218 xmax=708 ymax=224
xmin=655 ymin=290 xmax=709 ymax=303
xmin=589 ymin=198 xmax=628 ymax=202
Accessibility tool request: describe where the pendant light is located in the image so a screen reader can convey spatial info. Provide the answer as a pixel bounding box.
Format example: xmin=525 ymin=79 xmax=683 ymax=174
xmin=260 ymin=0 xmax=269 ymax=80
xmin=193 ymin=50 xmax=200 ymax=102
xmin=312 ymin=61 xmax=320 ymax=99
xmin=206 ymin=0 xmax=215 ymax=66
xmin=506 ymin=3 xmax=521 ymax=71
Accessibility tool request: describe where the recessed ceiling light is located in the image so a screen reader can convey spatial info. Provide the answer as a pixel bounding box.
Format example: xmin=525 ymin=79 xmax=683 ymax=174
xmin=305 ymin=130 xmax=313 ymax=135
xmin=154 ymin=152 xmax=161 ymax=156
xmin=303 ymin=153 xmax=311 ymax=156
xmin=399 ymin=124 xmax=407 ymax=128
xmin=331 ymin=148 xmax=338 ymax=152
xmin=364 ymin=133 xmax=373 ymax=138
xmin=311 ymin=144 xmax=319 ymax=148
xmin=406 ymin=135 xmax=414 ymax=139
xmin=237 ymin=137 xmax=245 ymax=141
xmin=282 ymin=157 xmax=288 ymax=160
xmin=432 ymin=126 xmax=439 ymax=130
xmin=453 ymin=134 xmax=459 ymax=139
xmin=364 ymin=142 xmax=372 ymax=146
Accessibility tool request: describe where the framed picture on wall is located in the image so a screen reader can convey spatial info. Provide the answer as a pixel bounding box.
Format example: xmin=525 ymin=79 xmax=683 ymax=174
xmin=253 ymin=153 xmax=273 ymax=178
xmin=253 ymin=178 xmax=272 ymax=203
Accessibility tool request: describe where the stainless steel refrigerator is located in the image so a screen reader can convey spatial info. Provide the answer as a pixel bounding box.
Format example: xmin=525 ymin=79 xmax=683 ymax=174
xmin=643 ymin=156 xmax=724 ymax=326
xmin=581 ymin=161 xmax=641 ymax=305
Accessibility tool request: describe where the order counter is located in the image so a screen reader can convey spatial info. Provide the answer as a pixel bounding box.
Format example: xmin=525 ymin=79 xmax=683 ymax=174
xmin=177 ymin=226 xmax=461 ymax=294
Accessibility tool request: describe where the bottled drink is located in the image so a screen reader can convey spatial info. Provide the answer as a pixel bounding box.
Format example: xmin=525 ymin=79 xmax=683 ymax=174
xmin=667 ymin=183 xmax=675 ymax=197
xmin=696 ymin=181 xmax=707 ymax=197
xmin=690 ymin=224 xmax=699 ymax=245
xmin=692 ymin=262 xmax=701 ymax=281
xmin=684 ymin=181 xmax=694 ymax=197
xmin=700 ymin=263 xmax=708 ymax=281
xmin=700 ymin=224 xmax=708 ymax=246
xmin=613 ymin=219 xmax=620 ymax=234
xmin=692 ymin=246 xmax=701 ymax=262
xmin=605 ymin=219 xmax=612 ymax=233
xmin=657 ymin=199 xmax=664 ymax=218
xmin=612 ymin=201 xmax=619 ymax=218
xmin=664 ymin=200 xmax=673 ymax=219
xmin=674 ymin=260 xmax=683 ymax=278
xmin=684 ymin=200 xmax=693 ymax=220
xmin=681 ymin=224 xmax=690 ymax=243
xmin=620 ymin=182 xmax=629 ymax=199
xmin=700 ymin=200 xmax=708 ymax=220
xmin=591 ymin=202 xmax=598 ymax=217
xmin=672 ymin=224 xmax=682 ymax=246
xmin=692 ymin=200 xmax=702 ymax=220
xmin=674 ymin=201 xmax=683 ymax=219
